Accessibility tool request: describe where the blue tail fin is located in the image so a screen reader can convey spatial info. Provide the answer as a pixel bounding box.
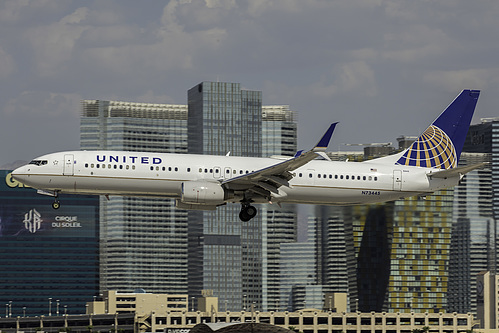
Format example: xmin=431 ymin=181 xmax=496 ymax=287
xmin=395 ymin=90 xmax=480 ymax=169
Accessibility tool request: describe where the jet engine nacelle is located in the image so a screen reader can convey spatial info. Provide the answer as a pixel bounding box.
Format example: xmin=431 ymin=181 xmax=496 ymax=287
xmin=181 ymin=181 xmax=226 ymax=205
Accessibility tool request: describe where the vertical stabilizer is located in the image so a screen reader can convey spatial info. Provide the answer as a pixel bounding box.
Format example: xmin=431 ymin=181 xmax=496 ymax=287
xmin=395 ymin=90 xmax=480 ymax=169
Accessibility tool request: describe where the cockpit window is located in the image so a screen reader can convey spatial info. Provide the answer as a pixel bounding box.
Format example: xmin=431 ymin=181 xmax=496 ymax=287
xmin=28 ymin=160 xmax=48 ymax=166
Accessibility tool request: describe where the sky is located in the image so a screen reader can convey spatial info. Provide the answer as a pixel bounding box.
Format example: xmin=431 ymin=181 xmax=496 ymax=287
xmin=1 ymin=0 xmax=499 ymax=168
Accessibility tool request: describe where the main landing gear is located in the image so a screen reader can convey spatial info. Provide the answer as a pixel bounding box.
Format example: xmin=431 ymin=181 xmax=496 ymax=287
xmin=239 ymin=203 xmax=257 ymax=222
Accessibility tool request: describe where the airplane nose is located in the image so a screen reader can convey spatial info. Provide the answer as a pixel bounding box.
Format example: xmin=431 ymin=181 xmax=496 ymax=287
xmin=11 ymin=165 xmax=28 ymax=183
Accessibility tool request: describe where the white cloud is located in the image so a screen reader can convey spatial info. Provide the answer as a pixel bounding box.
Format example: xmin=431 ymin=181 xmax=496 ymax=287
xmin=24 ymin=8 xmax=89 ymax=77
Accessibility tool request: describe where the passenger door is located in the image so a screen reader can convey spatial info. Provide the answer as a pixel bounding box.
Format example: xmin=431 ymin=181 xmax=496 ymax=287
xmin=63 ymin=154 xmax=74 ymax=176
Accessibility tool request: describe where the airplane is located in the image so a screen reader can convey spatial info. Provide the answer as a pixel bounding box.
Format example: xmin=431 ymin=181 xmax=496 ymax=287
xmin=12 ymin=90 xmax=483 ymax=222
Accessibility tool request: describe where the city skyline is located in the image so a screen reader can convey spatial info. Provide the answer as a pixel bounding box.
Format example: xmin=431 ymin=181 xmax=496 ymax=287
xmin=1 ymin=83 xmax=497 ymax=317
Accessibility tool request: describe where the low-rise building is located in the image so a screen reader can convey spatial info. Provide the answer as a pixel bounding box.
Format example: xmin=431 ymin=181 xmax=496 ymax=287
xmin=86 ymin=290 xmax=188 ymax=316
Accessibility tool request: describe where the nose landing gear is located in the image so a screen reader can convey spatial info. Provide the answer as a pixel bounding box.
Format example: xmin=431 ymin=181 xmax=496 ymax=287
xmin=239 ymin=203 xmax=257 ymax=222
xmin=52 ymin=200 xmax=60 ymax=210
xmin=51 ymin=191 xmax=60 ymax=210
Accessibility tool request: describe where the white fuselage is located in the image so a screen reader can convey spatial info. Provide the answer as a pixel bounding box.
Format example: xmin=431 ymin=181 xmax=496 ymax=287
xmin=12 ymin=150 xmax=460 ymax=206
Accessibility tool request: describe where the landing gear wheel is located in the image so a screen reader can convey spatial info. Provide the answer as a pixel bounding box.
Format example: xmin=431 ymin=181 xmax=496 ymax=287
xmin=239 ymin=205 xmax=257 ymax=222
xmin=52 ymin=201 xmax=60 ymax=210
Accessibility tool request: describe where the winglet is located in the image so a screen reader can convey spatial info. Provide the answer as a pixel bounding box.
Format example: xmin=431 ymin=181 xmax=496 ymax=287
xmin=293 ymin=150 xmax=304 ymax=157
xmin=313 ymin=122 xmax=338 ymax=152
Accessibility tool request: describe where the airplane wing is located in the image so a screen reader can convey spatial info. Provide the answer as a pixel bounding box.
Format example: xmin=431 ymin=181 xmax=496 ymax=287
xmin=427 ymin=162 xmax=489 ymax=179
xmin=221 ymin=123 xmax=337 ymax=198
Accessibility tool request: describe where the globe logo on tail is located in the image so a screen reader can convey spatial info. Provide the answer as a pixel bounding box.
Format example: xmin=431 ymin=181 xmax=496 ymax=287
xmin=396 ymin=125 xmax=457 ymax=169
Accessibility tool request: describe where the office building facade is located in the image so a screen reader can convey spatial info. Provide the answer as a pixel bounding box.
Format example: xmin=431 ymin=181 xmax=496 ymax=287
xmin=447 ymin=118 xmax=498 ymax=315
xmin=0 ymin=170 xmax=99 ymax=316
xmin=187 ymin=82 xmax=299 ymax=311
xmin=187 ymin=82 xmax=262 ymax=311
xmin=81 ymin=100 xmax=189 ymax=294
xmin=261 ymin=105 xmax=298 ymax=311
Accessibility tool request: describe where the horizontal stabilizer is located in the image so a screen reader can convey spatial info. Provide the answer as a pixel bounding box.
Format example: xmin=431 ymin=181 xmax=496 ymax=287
xmin=428 ymin=162 xmax=488 ymax=179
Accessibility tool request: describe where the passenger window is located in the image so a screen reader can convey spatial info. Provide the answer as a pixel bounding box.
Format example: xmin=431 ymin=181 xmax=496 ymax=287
xmin=108 ymin=164 xmax=111 ymax=169
xmin=162 ymin=167 xmax=166 ymax=171
xmin=126 ymin=165 xmax=129 ymax=170
xmin=335 ymin=175 xmax=338 ymax=179
xmin=346 ymin=175 xmax=349 ymax=180
xmin=175 ymin=167 xmax=178 ymax=171
xmin=150 ymin=166 xmax=154 ymax=171
xmin=120 ymin=165 xmax=123 ymax=170
xmin=132 ymin=165 xmax=135 ymax=170
xmin=363 ymin=176 xmax=366 ymax=180
xmin=91 ymin=164 xmax=94 ymax=168
xmin=299 ymin=173 xmax=302 ymax=177
xmin=318 ymin=174 xmax=321 ymax=178
xmin=156 ymin=166 xmax=160 ymax=171
xmin=369 ymin=176 xmax=372 ymax=181
xmin=357 ymin=176 xmax=361 ymax=180
xmin=85 ymin=163 xmax=89 ymax=168
xmin=198 ymin=168 xmax=202 ymax=172
xmin=340 ymin=175 xmax=343 ymax=179
xmin=329 ymin=175 xmax=332 ymax=179
xmin=187 ymin=168 xmax=191 ymax=172
xmin=96 ymin=164 xmax=100 ymax=169
xmin=374 ymin=176 xmax=378 ymax=181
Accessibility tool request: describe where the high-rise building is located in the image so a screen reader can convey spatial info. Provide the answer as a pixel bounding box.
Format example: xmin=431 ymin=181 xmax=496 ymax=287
xmin=80 ymin=100 xmax=189 ymax=294
xmin=447 ymin=118 xmax=497 ymax=315
xmin=261 ymin=106 xmax=298 ymax=311
xmin=312 ymin=205 xmax=357 ymax=310
xmin=280 ymin=221 xmax=317 ymax=311
xmin=187 ymin=82 xmax=299 ymax=311
xmin=0 ymin=170 xmax=99 ymax=316
xmin=187 ymin=82 xmax=263 ymax=310
xmin=387 ymin=190 xmax=454 ymax=313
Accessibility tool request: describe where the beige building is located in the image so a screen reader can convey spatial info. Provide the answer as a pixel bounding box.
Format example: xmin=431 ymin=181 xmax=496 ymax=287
xmin=86 ymin=290 xmax=189 ymax=316
xmin=78 ymin=291 xmax=479 ymax=333
xmin=131 ymin=310 xmax=475 ymax=333
xmin=477 ymin=271 xmax=499 ymax=329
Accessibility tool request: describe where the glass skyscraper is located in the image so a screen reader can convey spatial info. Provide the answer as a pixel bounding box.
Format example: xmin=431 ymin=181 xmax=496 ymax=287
xmin=187 ymin=82 xmax=298 ymax=311
xmin=187 ymin=82 xmax=262 ymax=310
xmin=447 ymin=118 xmax=498 ymax=315
xmin=261 ymin=106 xmax=298 ymax=311
xmin=81 ymin=100 xmax=189 ymax=294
